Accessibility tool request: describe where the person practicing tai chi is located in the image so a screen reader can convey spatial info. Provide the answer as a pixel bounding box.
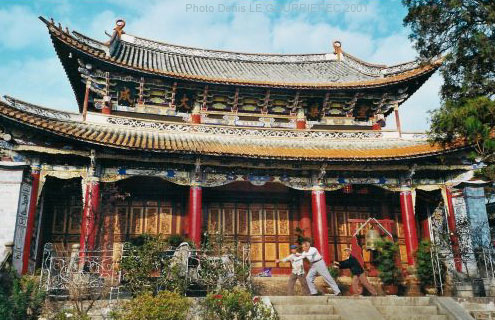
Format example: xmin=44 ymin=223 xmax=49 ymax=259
xmin=276 ymin=244 xmax=310 ymax=296
xmin=298 ymin=240 xmax=341 ymax=296
xmin=334 ymin=247 xmax=378 ymax=296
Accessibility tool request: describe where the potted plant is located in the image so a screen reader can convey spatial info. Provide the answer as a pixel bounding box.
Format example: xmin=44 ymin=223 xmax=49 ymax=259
xmin=376 ymin=239 xmax=401 ymax=295
xmin=416 ymin=240 xmax=437 ymax=294
xmin=328 ymin=265 xmax=340 ymax=279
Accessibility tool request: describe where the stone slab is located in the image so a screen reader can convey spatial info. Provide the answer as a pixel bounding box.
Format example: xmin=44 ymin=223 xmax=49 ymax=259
xmin=332 ymin=298 xmax=385 ymax=320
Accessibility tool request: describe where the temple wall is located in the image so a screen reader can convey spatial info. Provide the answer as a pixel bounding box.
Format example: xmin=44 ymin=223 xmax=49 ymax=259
xmin=0 ymin=164 xmax=26 ymax=268
xmin=33 ymin=179 xmax=430 ymax=274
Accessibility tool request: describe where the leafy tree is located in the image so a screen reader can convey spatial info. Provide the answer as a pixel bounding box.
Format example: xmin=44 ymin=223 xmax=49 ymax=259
xmin=0 ymin=271 xmax=45 ymax=320
xmin=403 ymin=0 xmax=495 ymax=101
xmin=428 ymin=97 xmax=495 ymax=177
xmin=403 ymin=0 xmax=495 ymax=178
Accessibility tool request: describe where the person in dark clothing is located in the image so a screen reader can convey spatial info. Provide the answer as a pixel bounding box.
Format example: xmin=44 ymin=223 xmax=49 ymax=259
xmin=334 ymin=248 xmax=378 ymax=296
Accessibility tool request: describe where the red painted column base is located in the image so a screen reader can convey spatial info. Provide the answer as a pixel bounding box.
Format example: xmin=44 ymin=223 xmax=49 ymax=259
xmin=296 ymin=119 xmax=306 ymax=130
xmin=372 ymin=123 xmax=381 ymax=130
xmin=188 ymin=186 xmax=203 ymax=247
xmin=400 ymin=190 xmax=419 ymax=265
xmin=102 ymin=105 xmax=112 ymax=115
xmin=311 ymin=189 xmax=330 ymax=265
xmin=191 ymin=113 xmax=201 ymax=124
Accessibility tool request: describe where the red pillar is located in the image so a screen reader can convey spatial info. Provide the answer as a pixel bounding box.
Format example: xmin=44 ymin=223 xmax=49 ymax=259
xmin=80 ymin=180 xmax=100 ymax=256
xmin=188 ymin=186 xmax=202 ymax=247
xmin=399 ymin=189 xmax=419 ymax=265
xmin=21 ymin=165 xmax=41 ymax=274
xmin=311 ymin=189 xmax=330 ymax=265
xmin=299 ymin=192 xmax=312 ymax=238
xmin=445 ymin=187 xmax=462 ymax=272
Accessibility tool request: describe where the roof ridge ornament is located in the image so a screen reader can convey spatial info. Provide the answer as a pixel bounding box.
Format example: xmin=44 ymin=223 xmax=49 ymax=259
xmin=105 ymin=19 xmax=126 ymax=45
xmin=105 ymin=19 xmax=126 ymax=56
xmin=333 ymin=40 xmax=343 ymax=61
xmin=114 ymin=19 xmax=126 ymax=38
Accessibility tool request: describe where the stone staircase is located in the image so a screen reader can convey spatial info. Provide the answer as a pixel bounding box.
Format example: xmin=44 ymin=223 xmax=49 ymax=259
xmin=371 ymin=297 xmax=447 ymax=320
xmin=456 ymin=299 xmax=495 ymax=320
xmin=269 ymin=296 xmax=341 ymax=320
xmin=266 ymin=296 xmax=459 ymax=320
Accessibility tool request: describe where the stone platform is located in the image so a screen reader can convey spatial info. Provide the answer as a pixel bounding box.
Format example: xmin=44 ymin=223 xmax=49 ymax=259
xmin=253 ymin=275 xmax=384 ymax=296
xmin=266 ymin=296 xmax=474 ymax=320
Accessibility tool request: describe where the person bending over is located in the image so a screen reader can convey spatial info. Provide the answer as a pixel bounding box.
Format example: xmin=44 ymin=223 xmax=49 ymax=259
xmin=298 ymin=240 xmax=341 ymax=296
xmin=334 ymin=248 xmax=377 ymax=296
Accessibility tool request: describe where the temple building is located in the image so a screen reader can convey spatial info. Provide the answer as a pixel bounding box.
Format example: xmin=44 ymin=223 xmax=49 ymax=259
xmin=0 ymin=17 xmax=490 ymax=277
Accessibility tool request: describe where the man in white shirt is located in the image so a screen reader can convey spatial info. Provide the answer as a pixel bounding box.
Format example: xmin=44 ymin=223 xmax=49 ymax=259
xmin=276 ymin=244 xmax=310 ymax=295
xmin=299 ymin=240 xmax=341 ymax=296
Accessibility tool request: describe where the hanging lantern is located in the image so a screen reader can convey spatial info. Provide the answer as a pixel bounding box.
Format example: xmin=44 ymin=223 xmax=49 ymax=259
xmin=342 ymin=184 xmax=353 ymax=194
xmin=365 ymin=228 xmax=381 ymax=251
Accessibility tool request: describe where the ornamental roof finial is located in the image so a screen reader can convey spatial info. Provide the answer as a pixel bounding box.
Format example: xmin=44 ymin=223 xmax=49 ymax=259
xmin=114 ymin=19 xmax=126 ymax=37
xmin=333 ymin=40 xmax=342 ymax=61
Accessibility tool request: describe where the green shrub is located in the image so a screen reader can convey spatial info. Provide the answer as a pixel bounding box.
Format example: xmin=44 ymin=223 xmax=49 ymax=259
xmin=120 ymin=234 xmax=187 ymax=295
xmin=52 ymin=308 xmax=91 ymax=320
xmin=0 ymin=271 xmax=45 ymax=320
xmin=202 ymin=287 xmax=277 ymax=320
xmin=375 ymin=239 xmax=402 ymax=286
xmin=166 ymin=235 xmax=193 ymax=248
xmin=328 ymin=266 xmax=340 ymax=279
xmin=416 ymin=240 xmax=434 ymax=288
xmin=198 ymin=252 xmax=252 ymax=293
xmin=113 ymin=291 xmax=190 ymax=320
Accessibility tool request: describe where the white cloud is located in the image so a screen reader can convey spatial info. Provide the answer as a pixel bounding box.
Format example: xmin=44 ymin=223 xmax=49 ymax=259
xmin=0 ymin=57 xmax=77 ymax=112
xmin=0 ymin=6 xmax=47 ymax=50
xmin=368 ymin=32 xmax=417 ymax=65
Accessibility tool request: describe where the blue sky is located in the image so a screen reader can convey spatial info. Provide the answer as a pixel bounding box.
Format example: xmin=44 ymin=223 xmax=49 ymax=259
xmin=0 ymin=0 xmax=442 ymax=131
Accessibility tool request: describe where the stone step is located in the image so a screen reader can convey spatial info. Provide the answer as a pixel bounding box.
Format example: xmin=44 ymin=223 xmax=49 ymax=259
xmin=471 ymin=311 xmax=495 ymax=320
xmin=269 ymin=296 xmax=331 ymax=305
xmin=382 ymin=316 xmax=447 ymax=320
xmin=274 ymin=304 xmax=335 ymax=315
xmin=376 ymin=305 xmax=439 ymax=315
xmin=278 ymin=315 xmax=340 ymax=320
xmin=371 ymin=296 xmax=432 ymax=306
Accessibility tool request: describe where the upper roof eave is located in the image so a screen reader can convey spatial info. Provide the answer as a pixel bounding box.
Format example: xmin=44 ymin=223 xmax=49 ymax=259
xmin=40 ymin=16 xmax=442 ymax=90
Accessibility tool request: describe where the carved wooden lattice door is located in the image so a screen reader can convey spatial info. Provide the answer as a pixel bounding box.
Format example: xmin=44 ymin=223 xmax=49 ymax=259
xmin=207 ymin=202 xmax=292 ymax=270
